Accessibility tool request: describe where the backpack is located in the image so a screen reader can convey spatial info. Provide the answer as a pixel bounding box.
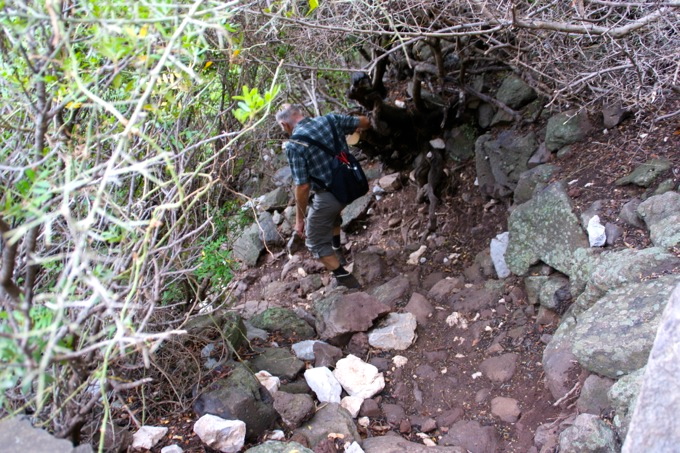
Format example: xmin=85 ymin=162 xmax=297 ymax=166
xmin=290 ymin=117 xmax=369 ymax=205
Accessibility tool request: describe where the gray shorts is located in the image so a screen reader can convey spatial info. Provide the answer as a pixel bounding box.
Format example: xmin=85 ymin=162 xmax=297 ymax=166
xmin=305 ymin=191 xmax=343 ymax=259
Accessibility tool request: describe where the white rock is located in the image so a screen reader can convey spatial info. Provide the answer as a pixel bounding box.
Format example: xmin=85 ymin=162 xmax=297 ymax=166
xmin=255 ymin=370 xmax=280 ymax=394
xmin=334 ymin=355 xmax=385 ymax=399
xmin=292 ymin=340 xmax=326 ymax=361
xmin=132 ymin=426 xmax=168 ymax=450
xmin=193 ymin=414 xmax=246 ymax=453
xmin=392 ymin=355 xmax=408 ymax=368
xmin=267 ymin=430 xmax=286 ymax=440
xmin=341 ymin=395 xmax=365 ymax=418
xmin=407 ymin=245 xmax=427 ymax=265
xmin=490 ymin=232 xmax=511 ymax=278
xmin=378 ymin=173 xmax=401 ymax=192
xmin=304 ymin=367 xmax=342 ymax=403
xmin=430 ymin=138 xmax=446 ymax=149
xmin=358 ymin=416 xmax=370 ymax=428
xmin=368 ymin=313 xmax=418 ymax=350
xmin=161 ymin=446 xmax=184 ymax=453
xmin=587 ymin=215 xmax=607 ymax=247
xmin=445 ymin=312 xmax=468 ymax=329
xmin=271 ymin=211 xmax=283 ymax=225
xmin=345 ymin=440 xmax=366 ymax=453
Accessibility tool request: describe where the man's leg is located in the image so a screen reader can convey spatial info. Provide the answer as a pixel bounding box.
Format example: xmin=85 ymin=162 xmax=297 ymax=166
xmin=306 ymin=192 xmax=359 ymax=288
xmin=331 ymin=225 xmax=347 ymax=266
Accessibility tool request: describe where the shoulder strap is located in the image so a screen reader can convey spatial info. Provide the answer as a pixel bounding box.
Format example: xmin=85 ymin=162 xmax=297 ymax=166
xmin=289 ymin=134 xmax=336 ymax=157
xmin=326 ymin=116 xmax=341 ymax=152
xmin=290 ymin=116 xmax=342 ymax=158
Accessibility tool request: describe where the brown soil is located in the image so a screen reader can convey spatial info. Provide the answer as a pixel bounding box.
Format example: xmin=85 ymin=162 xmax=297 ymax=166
xmin=147 ymin=98 xmax=680 ymax=452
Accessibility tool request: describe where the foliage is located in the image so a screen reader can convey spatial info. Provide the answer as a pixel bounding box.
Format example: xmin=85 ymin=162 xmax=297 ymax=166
xmin=233 ymin=84 xmax=282 ymax=124
xmin=194 ymin=202 xmax=251 ymax=290
xmin=0 ymin=0 xmax=280 ymax=441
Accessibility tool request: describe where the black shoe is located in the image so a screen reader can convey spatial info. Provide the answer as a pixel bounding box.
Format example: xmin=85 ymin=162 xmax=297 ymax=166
xmin=335 ymin=272 xmax=361 ymax=289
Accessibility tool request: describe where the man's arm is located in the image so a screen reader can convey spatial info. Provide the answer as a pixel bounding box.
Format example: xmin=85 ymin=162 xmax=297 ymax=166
xmin=294 ymin=183 xmax=311 ymax=238
xmin=355 ymin=115 xmax=371 ymax=132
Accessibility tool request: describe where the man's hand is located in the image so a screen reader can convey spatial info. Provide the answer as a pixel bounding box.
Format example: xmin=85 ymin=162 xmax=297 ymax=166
xmin=295 ymin=218 xmax=306 ymax=239
xmin=294 ymin=183 xmax=311 ymax=239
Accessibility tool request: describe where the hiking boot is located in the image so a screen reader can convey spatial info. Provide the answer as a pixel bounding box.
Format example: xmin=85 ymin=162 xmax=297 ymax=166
xmin=333 ymin=246 xmax=348 ymax=266
xmin=334 ymin=272 xmax=361 ymax=289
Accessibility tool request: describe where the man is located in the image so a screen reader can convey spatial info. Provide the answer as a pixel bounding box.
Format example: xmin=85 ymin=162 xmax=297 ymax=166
xmin=276 ymin=104 xmax=370 ymax=288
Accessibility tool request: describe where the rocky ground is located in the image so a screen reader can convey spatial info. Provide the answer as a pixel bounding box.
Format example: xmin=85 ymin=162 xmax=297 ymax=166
xmin=138 ymin=95 xmax=680 ymax=453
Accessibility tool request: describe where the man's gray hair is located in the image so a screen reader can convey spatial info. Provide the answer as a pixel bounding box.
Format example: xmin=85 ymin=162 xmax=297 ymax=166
xmin=275 ymin=103 xmax=304 ymax=123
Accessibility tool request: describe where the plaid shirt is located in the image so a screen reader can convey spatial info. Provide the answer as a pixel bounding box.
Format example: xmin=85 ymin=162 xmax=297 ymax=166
xmin=285 ymin=114 xmax=360 ymax=190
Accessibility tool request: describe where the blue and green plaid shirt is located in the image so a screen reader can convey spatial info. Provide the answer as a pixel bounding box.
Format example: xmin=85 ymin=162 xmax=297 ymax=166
xmin=284 ymin=114 xmax=360 ymax=190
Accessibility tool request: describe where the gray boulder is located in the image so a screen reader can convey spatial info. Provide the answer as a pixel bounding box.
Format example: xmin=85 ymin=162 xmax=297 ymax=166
xmin=527 ymin=142 xmax=552 ymax=168
xmin=291 ymin=340 xmax=325 ymax=361
xmin=654 ymin=178 xmax=676 ymax=195
xmin=249 ymin=307 xmax=316 ymax=340
xmin=405 ymin=292 xmax=435 ymax=326
xmin=479 ymin=353 xmax=518 ymax=383
xmin=574 ymin=247 xmax=680 ymax=311
xmin=0 ymin=418 xmax=91 ymax=453
xmin=367 ymin=312 xmax=418 ymax=350
xmin=477 ymin=103 xmax=495 ymax=129
xmin=273 ymin=392 xmax=315 ymax=429
xmin=341 ymin=193 xmax=372 ymax=229
xmin=193 ymin=363 xmax=277 ymax=441
xmin=558 ymin=413 xmax=619 ymax=452
xmin=249 ymin=347 xmax=306 ymax=381
xmin=293 ymin=403 xmax=360 ymax=449
xmin=184 ymin=310 xmax=246 ymax=347
xmin=428 ymin=277 xmax=465 ymax=303
xmin=272 ymin=166 xmax=293 ymax=187
xmin=245 ymin=441 xmax=313 ymax=453
xmin=576 ymin=375 xmax=614 ymax=415
xmin=495 ymin=75 xmax=537 ymax=109
xmin=259 ymin=187 xmax=290 ymax=211
xmin=444 ymin=124 xmax=477 ymax=162
xmin=363 ymin=432 xmax=466 ymax=452
xmin=475 ymin=131 xmax=538 ymax=198
xmin=637 ymin=191 xmax=680 ymax=249
xmin=439 ymin=420 xmax=500 ymax=453
xmin=314 ymin=291 xmax=391 ymax=345
xmin=513 ymin=164 xmax=559 ymax=205
xmin=608 ymin=367 xmax=644 ymax=440
xmin=538 ymin=274 xmax=572 ymax=313
xmin=233 ymin=223 xmax=265 ymax=267
xmin=545 ymin=109 xmax=592 ymax=152
xmin=615 ymin=158 xmax=672 ymax=188
xmin=258 ymin=211 xmax=285 ymax=247
xmin=542 ymin=315 xmax=581 ymax=400
xmin=571 ymin=274 xmax=680 ymax=378
xmin=619 ymin=198 xmax=645 ymax=228
xmin=313 ymin=342 xmax=343 ymax=368
xmin=506 ymin=181 xmax=589 ymax=276
xmin=525 ymin=275 xmax=549 ymax=305
xmin=221 ymin=311 xmax=248 ymax=351
xmin=623 ymin=284 xmax=680 ymax=452
xmin=353 ymin=250 xmax=386 ymax=286
xmin=369 ymin=274 xmax=411 ymax=309
xmin=602 ymin=103 xmax=628 ymax=128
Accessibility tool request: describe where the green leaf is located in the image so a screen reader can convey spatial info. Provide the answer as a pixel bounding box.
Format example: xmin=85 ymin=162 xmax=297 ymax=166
xmin=308 ymin=0 xmax=319 ymax=14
